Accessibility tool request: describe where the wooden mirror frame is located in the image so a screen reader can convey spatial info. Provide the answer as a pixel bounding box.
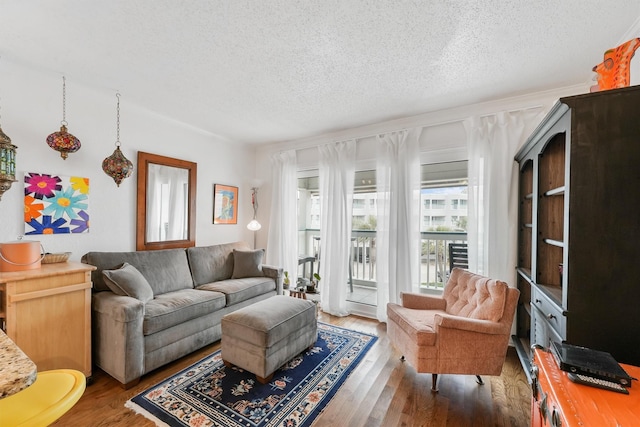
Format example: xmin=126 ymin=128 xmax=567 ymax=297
xmin=136 ymin=151 xmax=197 ymax=251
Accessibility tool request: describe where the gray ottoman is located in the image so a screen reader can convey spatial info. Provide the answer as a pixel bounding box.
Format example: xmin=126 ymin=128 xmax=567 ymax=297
xmin=221 ymin=295 xmax=318 ymax=383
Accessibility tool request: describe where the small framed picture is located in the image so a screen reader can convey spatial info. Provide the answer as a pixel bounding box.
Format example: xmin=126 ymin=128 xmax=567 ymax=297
xmin=213 ymin=184 xmax=238 ymax=224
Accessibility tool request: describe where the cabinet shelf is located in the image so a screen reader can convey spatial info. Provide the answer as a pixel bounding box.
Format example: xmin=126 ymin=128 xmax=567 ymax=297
xmin=543 ymin=186 xmax=565 ymax=197
xmin=516 ymin=267 xmax=533 ymax=283
xmin=542 ymin=238 xmax=564 ymax=248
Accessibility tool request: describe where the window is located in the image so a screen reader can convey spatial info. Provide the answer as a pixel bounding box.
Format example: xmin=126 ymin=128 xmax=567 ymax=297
xmin=296 ymin=161 xmax=467 ymax=307
xmin=431 ymin=199 xmax=445 ymax=209
xmin=353 ymin=198 xmax=365 ymax=209
xmin=351 ymin=171 xmax=377 ymax=298
xmin=431 ymin=216 xmax=446 ymax=226
xmin=420 ymin=161 xmax=468 ymax=289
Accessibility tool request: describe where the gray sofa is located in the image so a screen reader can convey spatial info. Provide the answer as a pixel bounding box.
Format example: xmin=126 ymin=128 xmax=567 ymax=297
xmin=81 ymin=241 xmax=282 ymax=388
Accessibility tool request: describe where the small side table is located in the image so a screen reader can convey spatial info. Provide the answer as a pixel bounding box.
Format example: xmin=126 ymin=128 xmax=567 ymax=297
xmin=289 ymin=289 xmax=307 ymax=299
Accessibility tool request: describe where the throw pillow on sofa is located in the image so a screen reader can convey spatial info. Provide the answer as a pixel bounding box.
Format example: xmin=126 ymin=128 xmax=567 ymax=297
xmin=102 ymin=262 xmax=154 ymax=303
xmin=231 ymin=249 xmax=265 ymax=279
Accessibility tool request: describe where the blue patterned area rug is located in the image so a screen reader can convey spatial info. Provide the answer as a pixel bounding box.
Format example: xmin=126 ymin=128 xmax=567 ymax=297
xmin=126 ymin=322 xmax=377 ymax=427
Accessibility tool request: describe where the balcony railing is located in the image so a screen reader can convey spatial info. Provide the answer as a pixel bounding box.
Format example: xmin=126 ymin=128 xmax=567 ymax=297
xmin=299 ymin=229 xmax=467 ymax=292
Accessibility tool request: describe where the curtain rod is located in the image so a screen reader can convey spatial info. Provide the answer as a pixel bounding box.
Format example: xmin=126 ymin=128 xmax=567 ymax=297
xmin=288 ymin=104 xmax=546 ymax=153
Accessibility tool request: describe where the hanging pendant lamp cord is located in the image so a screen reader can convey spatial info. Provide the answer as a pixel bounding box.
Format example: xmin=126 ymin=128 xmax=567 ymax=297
xmin=61 ymin=76 xmax=67 ymax=126
xmin=115 ymin=93 xmax=121 ymax=147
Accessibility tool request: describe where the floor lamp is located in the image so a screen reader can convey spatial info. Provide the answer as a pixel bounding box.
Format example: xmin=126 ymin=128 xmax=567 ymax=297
xmin=247 ymin=182 xmax=262 ymax=248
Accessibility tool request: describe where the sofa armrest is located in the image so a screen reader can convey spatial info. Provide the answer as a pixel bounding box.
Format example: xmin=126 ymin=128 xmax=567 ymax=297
xmin=93 ymin=292 xmax=145 ymax=322
xmin=263 ymin=265 xmax=283 ymax=295
xmin=401 ymin=292 xmax=446 ymax=311
xmin=92 ymin=292 xmax=146 ymax=385
xmin=434 ymin=313 xmax=505 ymax=335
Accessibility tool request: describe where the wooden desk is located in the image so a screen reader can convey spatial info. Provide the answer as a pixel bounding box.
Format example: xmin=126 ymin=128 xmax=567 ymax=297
xmin=531 ymin=348 xmax=640 ymax=426
xmin=0 ymin=262 xmax=95 ymax=380
xmin=0 ymin=329 xmax=37 ymax=398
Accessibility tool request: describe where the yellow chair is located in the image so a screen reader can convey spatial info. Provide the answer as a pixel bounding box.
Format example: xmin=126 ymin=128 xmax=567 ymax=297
xmin=0 ymin=369 xmax=85 ymax=426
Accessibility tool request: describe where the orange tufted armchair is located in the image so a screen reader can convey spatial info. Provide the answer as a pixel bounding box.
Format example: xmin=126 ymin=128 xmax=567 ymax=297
xmin=386 ymin=267 xmax=519 ymax=392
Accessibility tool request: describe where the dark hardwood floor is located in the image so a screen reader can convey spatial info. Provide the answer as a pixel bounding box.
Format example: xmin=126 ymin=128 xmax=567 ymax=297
xmin=52 ymin=313 xmax=531 ymax=426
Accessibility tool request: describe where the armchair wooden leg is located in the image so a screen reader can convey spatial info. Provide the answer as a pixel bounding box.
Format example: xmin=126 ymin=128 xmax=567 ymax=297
xmin=431 ymin=374 xmax=439 ymax=392
xmin=475 ymin=375 xmax=484 ymax=385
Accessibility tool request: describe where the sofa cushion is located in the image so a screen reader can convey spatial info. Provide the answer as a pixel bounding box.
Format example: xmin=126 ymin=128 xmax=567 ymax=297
xmin=102 ymin=262 xmax=154 ymax=303
xmin=231 ymin=249 xmax=265 ymax=279
xmin=386 ymin=304 xmax=438 ymax=346
xmin=186 ymin=242 xmax=250 ymax=286
xmin=196 ymin=277 xmax=276 ymax=306
xmin=143 ymin=289 xmax=227 ymax=335
xmin=82 ymin=249 xmax=194 ymax=295
xmin=443 ymin=268 xmax=508 ymax=322
xmin=221 ymin=295 xmax=316 ymax=347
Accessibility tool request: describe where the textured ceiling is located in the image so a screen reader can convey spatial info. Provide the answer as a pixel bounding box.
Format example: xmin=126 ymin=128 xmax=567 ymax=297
xmin=1 ymin=1 xmax=639 ymax=144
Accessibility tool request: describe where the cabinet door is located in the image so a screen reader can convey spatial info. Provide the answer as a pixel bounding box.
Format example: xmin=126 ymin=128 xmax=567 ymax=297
xmin=536 ymin=132 xmax=565 ymax=295
xmin=515 ymin=160 xmax=534 ymax=351
xmin=5 ymin=268 xmax=92 ymax=377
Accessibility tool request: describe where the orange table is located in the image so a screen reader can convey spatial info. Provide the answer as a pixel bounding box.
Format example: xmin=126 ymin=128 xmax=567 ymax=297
xmin=532 ymin=348 xmax=640 ymax=427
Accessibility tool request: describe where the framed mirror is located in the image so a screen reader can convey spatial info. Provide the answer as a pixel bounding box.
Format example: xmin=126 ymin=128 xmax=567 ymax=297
xmin=136 ymin=151 xmax=197 ymax=250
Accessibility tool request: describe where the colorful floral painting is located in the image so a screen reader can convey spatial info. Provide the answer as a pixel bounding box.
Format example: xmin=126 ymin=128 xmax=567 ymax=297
xmin=24 ymin=172 xmax=90 ymax=234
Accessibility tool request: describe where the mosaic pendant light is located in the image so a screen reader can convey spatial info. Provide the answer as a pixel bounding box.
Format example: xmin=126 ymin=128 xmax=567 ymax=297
xmin=0 ymin=59 xmax=18 ymax=201
xmin=46 ymin=76 xmax=81 ymax=159
xmin=102 ymin=93 xmax=133 ymax=186
xmin=0 ymin=126 xmax=18 ymax=201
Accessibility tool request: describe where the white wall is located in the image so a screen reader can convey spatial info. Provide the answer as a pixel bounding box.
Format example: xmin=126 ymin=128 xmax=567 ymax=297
xmin=0 ymin=59 xmax=257 ymax=260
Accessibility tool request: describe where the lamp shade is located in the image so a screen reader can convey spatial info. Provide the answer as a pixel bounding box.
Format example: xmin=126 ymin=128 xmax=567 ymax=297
xmin=102 ymin=146 xmax=133 ymax=187
xmin=46 ymin=125 xmax=81 ymax=160
xmin=247 ymin=219 xmax=261 ymax=231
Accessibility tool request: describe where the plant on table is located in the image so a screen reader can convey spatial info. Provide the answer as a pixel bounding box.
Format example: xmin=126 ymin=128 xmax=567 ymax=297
xmin=310 ymin=273 xmax=321 ymax=293
xmin=283 ymin=271 xmax=290 ymax=289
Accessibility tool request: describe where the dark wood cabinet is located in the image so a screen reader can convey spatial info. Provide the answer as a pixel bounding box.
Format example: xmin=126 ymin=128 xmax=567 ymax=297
xmin=514 ymin=86 xmax=640 ymax=375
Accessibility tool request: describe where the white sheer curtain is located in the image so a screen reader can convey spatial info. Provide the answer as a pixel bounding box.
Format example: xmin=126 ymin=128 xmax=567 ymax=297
xmin=464 ymin=110 xmax=543 ymax=284
xmin=318 ymin=140 xmax=355 ymax=317
xmin=166 ymin=168 xmax=188 ymax=241
xmin=146 ymin=165 xmax=162 ymax=242
xmin=145 ymin=164 xmax=188 ymax=241
xmin=266 ymin=150 xmax=299 ymax=281
xmin=375 ymin=130 xmax=421 ymax=322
